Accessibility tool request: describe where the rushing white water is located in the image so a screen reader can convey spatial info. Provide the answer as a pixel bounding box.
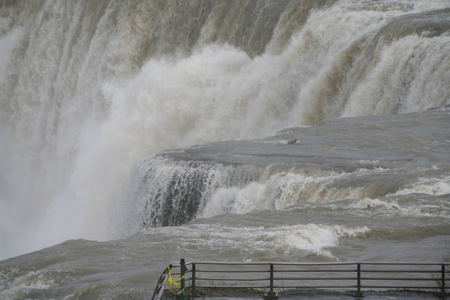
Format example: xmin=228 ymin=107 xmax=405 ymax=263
xmin=109 ymin=110 xmax=449 ymax=239
xmin=0 ymin=0 xmax=449 ymax=264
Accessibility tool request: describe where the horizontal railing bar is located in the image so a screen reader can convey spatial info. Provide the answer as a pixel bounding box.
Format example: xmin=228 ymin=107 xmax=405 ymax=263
xmin=272 ymin=262 xmax=358 ymax=266
xmin=195 ymin=278 xmax=358 ymax=282
xmin=190 ymin=261 xmax=271 ymax=266
xmin=271 ymin=269 xmax=356 ymax=273
xmin=189 ymin=261 xmax=448 ymax=266
xmin=195 ymin=276 xmax=443 ymax=279
xmin=195 ymin=270 xmax=357 ymax=274
xmin=361 ymin=277 xmax=441 ymax=281
xmin=273 ymin=285 xmax=356 ymax=289
xmin=273 ymin=286 xmax=448 ymax=290
xmin=361 ymin=286 xmax=444 ymax=289
xmin=275 ymin=286 xmax=446 ymax=290
xmin=195 ymin=285 xmax=269 ymax=289
xmin=274 ymin=277 xmax=356 ymax=281
xmin=190 ymin=272 xmax=444 ymax=276
xmin=362 ymin=270 xmax=442 ymax=273
xmin=360 ymin=262 xmax=448 ymax=266
xmin=195 ymin=269 xmax=268 ymax=273
xmin=192 ymin=277 xmax=446 ymax=281
xmin=195 ymin=277 xmax=268 ymax=282
xmin=191 ymin=261 xmax=358 ymax=266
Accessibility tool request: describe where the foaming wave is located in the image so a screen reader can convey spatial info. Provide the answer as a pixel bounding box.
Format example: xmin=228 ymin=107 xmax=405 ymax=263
xmin=395 ymin=176 xmax=450 ymax=196
xmin=199 ymin=168 xmax=401 ymax=219
xmin=199 ymin=172 xmax=341 ymax=218
xmin=150 ymin=223 xmax=370 ymax=260
xmin=279 ymin=224 xmax=371 ymax=258
xmin=352 ymin=198 xmax=403 ymax=214
xmin=0 ymin=268 xmax=65 ymax=300
xmin=352 ymin=198 xmax=450 ymax=219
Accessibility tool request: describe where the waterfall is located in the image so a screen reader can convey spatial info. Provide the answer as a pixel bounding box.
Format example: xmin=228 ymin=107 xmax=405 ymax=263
xmin=0 ymin=0 xmax=449 ymax=259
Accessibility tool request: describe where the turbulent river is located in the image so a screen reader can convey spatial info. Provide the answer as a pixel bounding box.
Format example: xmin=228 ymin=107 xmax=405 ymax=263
xmin=0 ymin=1 xmax=449 ymax=299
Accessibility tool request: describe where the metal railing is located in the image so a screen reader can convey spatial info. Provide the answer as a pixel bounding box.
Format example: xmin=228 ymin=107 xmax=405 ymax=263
xmin=151 ymin=265 xmax=171 ymax=300
xmin=161 ymin=260 xmax=449 ymax=299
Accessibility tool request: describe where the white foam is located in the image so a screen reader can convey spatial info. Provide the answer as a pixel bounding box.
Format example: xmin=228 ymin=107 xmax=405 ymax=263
xmin=0 ymin=269 xmax=59 ymax=299
xmin=395 ymin=176 xmax=450 ymax=196
xmin=279 ymin=224 xmax=371 ymax=257
xmin=352 ymin=198 xmax=450 ymax=219
xmin=353 ymin=198 xmax=402 ymax=211
xmin=157 ymin=223 xmax=370 ymax=259
xmin=199 ymin=169 xmax=383 ymax=219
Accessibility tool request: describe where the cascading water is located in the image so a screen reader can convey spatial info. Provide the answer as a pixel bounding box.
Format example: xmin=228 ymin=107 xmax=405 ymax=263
xmin=113 ymin=110 xmax=449 ymax=238
xmin=114 ymin=156 xmax=262 ymax=234
xmin=0 ymin=0 xmax=449 ymax=265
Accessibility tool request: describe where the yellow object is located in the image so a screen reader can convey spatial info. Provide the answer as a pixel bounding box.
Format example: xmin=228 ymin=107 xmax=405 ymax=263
xmin=165 ymin=267 xmax=185 ymax=295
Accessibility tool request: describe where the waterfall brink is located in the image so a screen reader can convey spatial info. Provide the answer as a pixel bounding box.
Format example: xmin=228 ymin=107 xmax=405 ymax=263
xmin=0 ymin=0 xmax=449 ymax=259
xmin=112 ymin=156 xmax=262 ymax=237
xmin=112 ymin=110 xmax=450 ymax=237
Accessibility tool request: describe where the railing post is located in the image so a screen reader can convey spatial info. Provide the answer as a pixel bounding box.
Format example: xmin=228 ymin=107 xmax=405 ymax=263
xmin=191 ymin=262 xmax=196 ymax=298
xmin=442 ymin=264 xmax=446 ymax=299
xmin=151 ymin=265 xmax=171 ymax=300
xmin=264 ymin=263 xmax=278 ymax=300
xmin=354 ymin=263 xmax=364 ymax=298
xmin=181 ymin=259 xmax=186 ymax=290
xmin=176 ymin=258 xmax=190 ymax=300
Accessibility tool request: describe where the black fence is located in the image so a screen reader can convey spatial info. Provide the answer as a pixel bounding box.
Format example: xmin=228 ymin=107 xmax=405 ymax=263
xmin=155 ymin=260 xmax=449 ymax=299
